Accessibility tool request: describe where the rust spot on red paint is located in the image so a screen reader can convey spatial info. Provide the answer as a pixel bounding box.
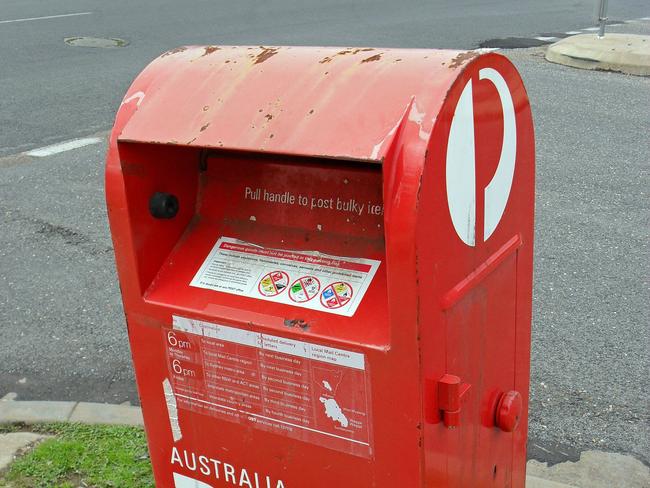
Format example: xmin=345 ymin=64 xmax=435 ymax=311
xmin=202 ymin=46 xmax=220 ymax=56
xmin=203 ymin=105 xmax=209 ymax=111
xmin=254 ymin=46 xmax=279 ymax=64
xmin=284 ymin=318 xmax=309 ymax=330
xmin=161 ymin=46 xmax=187 ymax=57
xmin=320 ymin=47 xmax=374 ymax=64
xmin=394 ymin=58 xmax=402 ymax=63
xmin=200 ymin=123 xmax=210 ymax=132
xmin=340 ymin=48 xmax=373 ymax=56
xmin=309 ymin=109 xmax=314 ymax=114
xmin=361 ymin=54 xmax=382 ymax=63
xmin=187 ymin=137 xmax=197 ymax=144
xmin=448 ymin=51 xmax=477 ymax=69
xmin=269 ymin=134 xmax=274 ymax=138
xmin=265 ymin=114 xmax=273 ymax=121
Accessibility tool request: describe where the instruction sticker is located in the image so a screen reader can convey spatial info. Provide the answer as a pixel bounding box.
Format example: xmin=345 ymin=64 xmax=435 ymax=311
xmin=166 ymin=315 xmax=373 ymax=458
xmin=190 ymin=237 xmax=381 ymax=317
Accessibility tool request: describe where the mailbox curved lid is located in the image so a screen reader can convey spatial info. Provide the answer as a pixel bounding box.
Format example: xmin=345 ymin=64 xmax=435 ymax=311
xmin=116 ymin=45 xmax=482 ymax=162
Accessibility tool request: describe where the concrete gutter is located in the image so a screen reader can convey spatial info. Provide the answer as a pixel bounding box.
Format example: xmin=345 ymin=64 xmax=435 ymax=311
xmin=4 ymin=398 xmax=647 ymax=487
xmin=546 ymin=33 xmax=650 ymax=76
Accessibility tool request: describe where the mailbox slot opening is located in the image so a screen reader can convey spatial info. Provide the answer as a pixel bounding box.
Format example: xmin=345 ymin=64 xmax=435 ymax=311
xmin=116 ymin=141 xmax=390 ymax=346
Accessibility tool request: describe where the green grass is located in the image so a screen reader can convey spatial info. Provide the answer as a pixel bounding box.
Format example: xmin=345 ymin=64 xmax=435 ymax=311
xmin=0 ymin=423 xmax=154 ymax=488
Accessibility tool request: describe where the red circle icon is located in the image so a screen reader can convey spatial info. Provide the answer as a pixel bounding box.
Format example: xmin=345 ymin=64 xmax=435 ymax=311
xmin=289 ymin=276 xmax=321 ymax=303
xmin=320 ymin=282 xmax=353 ymax=309
xmin=258 ymin=271 xmax=289 ymax=297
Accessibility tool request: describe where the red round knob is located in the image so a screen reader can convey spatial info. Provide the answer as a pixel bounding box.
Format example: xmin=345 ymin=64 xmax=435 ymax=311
xmin=495 ymin=390 xmax=522 ymax=432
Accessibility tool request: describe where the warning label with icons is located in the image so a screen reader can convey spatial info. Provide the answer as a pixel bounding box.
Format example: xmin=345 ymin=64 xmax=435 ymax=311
xmin=289 ymin=276 xmax=321 ymax=303
xmin=258 ymin=271 xmax=289 ymax=297
xmin=321 ymin=282 xmax=353 ymax=309
xmin=190 ymin=236 xmax=381 ymax=317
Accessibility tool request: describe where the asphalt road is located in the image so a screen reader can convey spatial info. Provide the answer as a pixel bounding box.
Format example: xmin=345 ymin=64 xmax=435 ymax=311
xmin=1 ymin=0 xmax=649 ymax=156
xmin=1 ymin=0 xmax=649 ymax=468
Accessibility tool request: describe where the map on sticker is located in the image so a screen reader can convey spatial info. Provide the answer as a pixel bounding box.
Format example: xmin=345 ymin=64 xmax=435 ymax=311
xmin=190 ymin=236 xmax=381 ymax=317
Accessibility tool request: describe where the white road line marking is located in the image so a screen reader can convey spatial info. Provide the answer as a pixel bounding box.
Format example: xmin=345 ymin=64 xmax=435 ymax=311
xmin=473 ymin=47 xmax=500 ymax=53
xmin=25 ymin=137 xmax=102 ymax=157
xmin=535 ymin=36 xmax=558 ymax=41
xmin=565 ymin=31 xmax=582 ymax=35
xmin=582 ymin=27 xmax=600 ymax=31
xmin=640 ymin=17 xmax=650 ymax=21
xmin=0 ymin=12 xmax=92 ymax=25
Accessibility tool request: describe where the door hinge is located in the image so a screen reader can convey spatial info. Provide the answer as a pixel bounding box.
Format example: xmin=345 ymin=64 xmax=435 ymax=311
xmin=438 ymin=374 xmax=471 ymax=428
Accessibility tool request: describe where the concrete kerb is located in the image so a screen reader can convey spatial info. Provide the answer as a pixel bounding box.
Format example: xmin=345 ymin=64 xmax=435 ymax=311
xmin=526 ymin=477 xmax=576 ymax=488
xmin=0 ymin=399 xmax=579 ymax=487
xmin=0 ymin=397 xmax=143 ymax=426
xmin=545 ymin=33 xmax=650 ymax=76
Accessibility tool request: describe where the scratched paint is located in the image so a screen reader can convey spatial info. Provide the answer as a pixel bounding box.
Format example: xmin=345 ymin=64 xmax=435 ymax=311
xmin=118 ymin=46 xmax=468 ymax=162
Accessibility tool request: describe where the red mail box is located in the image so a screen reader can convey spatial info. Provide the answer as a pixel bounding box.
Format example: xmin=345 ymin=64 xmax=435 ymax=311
xmin=106 ymin=45 xmax=535 ymax=487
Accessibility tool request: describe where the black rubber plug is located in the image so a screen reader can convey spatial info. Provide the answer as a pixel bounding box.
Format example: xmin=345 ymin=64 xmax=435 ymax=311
xmin=149 ymin=192 xmax=179 ymax=219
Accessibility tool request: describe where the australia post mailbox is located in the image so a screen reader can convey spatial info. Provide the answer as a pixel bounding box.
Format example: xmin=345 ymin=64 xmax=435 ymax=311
xmin=106 ymin=45 xmax=535 ymax=487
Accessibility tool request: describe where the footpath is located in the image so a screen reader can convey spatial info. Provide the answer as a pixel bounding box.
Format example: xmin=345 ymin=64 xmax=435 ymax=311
xmin=545 ymin=21 xmax=649 ymax=76
xmin=1 ymin=397 xmax=648 ymax=487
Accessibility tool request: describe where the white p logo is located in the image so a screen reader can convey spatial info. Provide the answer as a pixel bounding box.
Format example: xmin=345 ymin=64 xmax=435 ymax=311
xmin=446 ymin=67 xmax=517 ymax=246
